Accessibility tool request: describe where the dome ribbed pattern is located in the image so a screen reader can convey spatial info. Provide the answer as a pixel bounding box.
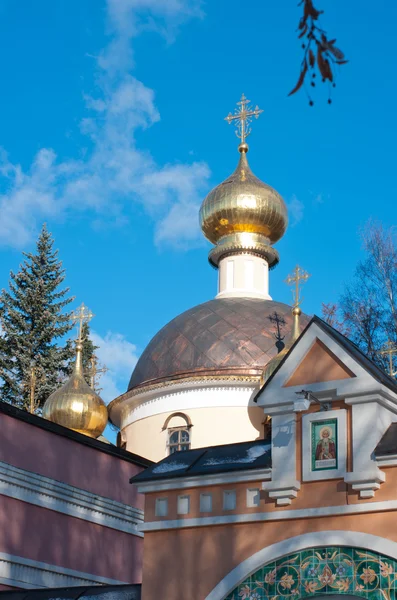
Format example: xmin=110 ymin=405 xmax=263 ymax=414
xmin=128 ymin=298 xmax=309 ymax=390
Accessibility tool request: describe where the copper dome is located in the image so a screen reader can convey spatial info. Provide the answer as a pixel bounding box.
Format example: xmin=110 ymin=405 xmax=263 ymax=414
xmin=128 ymin=297 xmax=309 ymax=391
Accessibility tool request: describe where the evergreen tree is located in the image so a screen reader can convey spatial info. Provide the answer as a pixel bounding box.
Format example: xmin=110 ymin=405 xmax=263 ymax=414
xmin=0 ymin=224 xmax=74 ymax=412
xmin=81 ymin=322 xmax=99 ymax=386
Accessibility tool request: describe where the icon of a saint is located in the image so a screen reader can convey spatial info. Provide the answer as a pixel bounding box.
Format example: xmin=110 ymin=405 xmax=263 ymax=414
xmin=315 ymin=426 xmax=336 ymax=461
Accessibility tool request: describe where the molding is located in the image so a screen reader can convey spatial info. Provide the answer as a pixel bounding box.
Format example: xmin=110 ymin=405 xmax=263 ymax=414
xmin=0 ymin=551 xmax=128 ymax=589
xmin=205 ymin=531 xmax=397 ymax=600
xmin=377 ymin=454 xmax=397 ymax=467
xmin=345 ymin=470 xmax=386 ymax=499
xmin=136 ymin=468 xmax=272 ymax=494
xmin=302 ymin=409 xmax=347 ymax=482
xmin=256 ymin=323 xmax=397 ymax=412
xmin=140 ymin=498 xmax=397 ymax=532
xmin=261 ymin=480 xmax=301 ymax=506
xmin=110 ymin=377 xmax=260 ymax=427
xmin=120 ymin=384 xmax=258 ymax=430
xmin=0 ymin=460 xmax=144 ymax=537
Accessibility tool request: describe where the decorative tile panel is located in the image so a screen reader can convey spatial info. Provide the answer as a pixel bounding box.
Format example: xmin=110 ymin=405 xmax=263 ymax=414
xmin=225 ymin=547 xmax=397 ymax=600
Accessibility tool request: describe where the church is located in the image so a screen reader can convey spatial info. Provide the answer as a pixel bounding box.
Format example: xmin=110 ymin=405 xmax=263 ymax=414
xmin=2 ymin=96 xmax=397 ymax=600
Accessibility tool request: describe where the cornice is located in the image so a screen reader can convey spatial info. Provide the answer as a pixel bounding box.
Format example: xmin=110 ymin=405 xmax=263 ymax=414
xmin=0 ymin=460 xmax=144 ymax=537
xmin=109 ymin=374 xmax=260 ymax=425
xmin=118 ymin=384 xmax=259 ymax=430
xmin=0 ymin=551 xmax=128 ymax=589
xmin=135 ymin=468 xmax=272 ymax=494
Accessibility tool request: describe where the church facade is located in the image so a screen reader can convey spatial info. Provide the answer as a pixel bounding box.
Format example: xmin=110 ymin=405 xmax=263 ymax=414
xmin=132 ymin=316 xmax=397 ymax=600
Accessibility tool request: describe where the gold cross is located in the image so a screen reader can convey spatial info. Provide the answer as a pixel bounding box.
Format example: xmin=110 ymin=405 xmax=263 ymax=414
xmin=86 ymin=355 xmax=108 ymax=390
xmin=71 ymin=302 xmax=94 ymax=342
xmin=285 ymin=265 xmax=311 ymax=308
xmin=225 ymin=94 xmax=263 ymax=145
xmin=378 ymin=341 xmax=397 ymax=377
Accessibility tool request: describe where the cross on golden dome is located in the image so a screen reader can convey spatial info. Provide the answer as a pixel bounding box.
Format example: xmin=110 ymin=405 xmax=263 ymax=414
xmin=71 ymin=302 xmax=94 ymax=343
xmin=224 ymin=94 xmax=263 ymax=145
xmin=285 ymin=265 xmax=311 ymax=308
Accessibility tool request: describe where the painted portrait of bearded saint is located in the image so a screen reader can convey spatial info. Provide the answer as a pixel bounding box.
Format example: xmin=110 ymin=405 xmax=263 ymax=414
xmin=315 ymin=426 xmax=336 ymax=461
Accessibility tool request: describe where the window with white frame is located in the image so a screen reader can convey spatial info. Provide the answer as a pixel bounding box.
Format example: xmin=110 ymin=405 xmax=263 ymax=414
xmin=246 ymin=488 xmax=260 ymax=508
xmin=200 ymin=493 xmax=212 ymax=513
xmin=223 ymin=490 xmax=236 ymax=511
xmin=177 ymin=495 xmax=190 ymax=515
xmin=155 ymin=498 xmax=168 ymax=517
xmin=164 ymin=413 xmax=192 ymax=455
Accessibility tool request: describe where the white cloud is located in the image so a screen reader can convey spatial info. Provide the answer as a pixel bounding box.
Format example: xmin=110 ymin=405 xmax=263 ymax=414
xmin=287 ymin=195 xmax=304 ymax=226
xmin=0 ymin=0 xmax=208 ymax=250
xmin=91 ymin=330 xmax=139 ymax=403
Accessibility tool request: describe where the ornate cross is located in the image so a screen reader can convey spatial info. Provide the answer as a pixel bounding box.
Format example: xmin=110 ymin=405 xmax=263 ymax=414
xmin=378 ymin=341 xmax=397 ymax=377
xmin=71 ymin=302 xmax=94 ymax=342
xmin=285 ymin=265 xmax=311 ymax=308
xmin=225 ymin=94 xmax=263 ymax=145
xmin=86 ymin=355 xmax=108 ymax=390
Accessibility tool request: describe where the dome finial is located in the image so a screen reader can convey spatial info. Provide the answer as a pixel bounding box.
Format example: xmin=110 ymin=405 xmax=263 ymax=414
xmin=261 ymin=265 xmax=311 ymax=384
xmin=70 ymin=302 xmax=94 ymax=376
xmin=42 ymin=302 xmax=108 ymax=439
xmin=285 ymin=265 xmax=311 ymax=312
xmin=225 ymin=93 xmax=263 ymax=150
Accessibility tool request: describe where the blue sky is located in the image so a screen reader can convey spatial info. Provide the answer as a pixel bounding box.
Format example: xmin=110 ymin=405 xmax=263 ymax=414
xmin=0 ymin=0 xmax=395 ymax=408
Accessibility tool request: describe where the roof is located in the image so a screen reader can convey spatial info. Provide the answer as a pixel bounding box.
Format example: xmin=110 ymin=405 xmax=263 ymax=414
xmin=128 ymin=297 xmax=310 ymax=391
xmin=0 ymin=400 xmax=153 ymax=469
xmin=255 ymin=315 xmax=397 ymax=400
xmin=374 ymin=423 xmax=397 ymax=457
xmin=0 ymin=584 xmax=141 ymax=599
xmin=130 ymin=439 xmax=271 ymax=484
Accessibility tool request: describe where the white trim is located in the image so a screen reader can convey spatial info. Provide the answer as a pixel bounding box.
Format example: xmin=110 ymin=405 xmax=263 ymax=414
xmin=205 ymin=531 xmax=397 ymax=600
xmin=140 ymin=498 xmax=397 ymax=532
xmin=302 ymin=409 xmax=347 ymax=482
xmin=136 ymin=468 xmax=271 ymax=493
xmin=344 ymin=470 xmax=385 ymax=499
xmin=0 ymin=551 xmax=127 ymax=589
xmin=0 ymin=460 xmax=144 ymax=537
xmin=377 ymin=454 xmax=397 ymax=467
xmin=256 ymin=323 xmax=397 ymax=412
xmin=114 ymin=381 xmax=258 ymax=430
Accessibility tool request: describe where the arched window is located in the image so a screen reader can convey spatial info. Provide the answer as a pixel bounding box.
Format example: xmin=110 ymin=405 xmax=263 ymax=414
xmin=163 ymin=413 xmax=192 ymax=455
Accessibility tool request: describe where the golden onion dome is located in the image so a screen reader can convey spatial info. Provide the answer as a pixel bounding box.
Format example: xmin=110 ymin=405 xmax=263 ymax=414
xmin=42 ymin=341 xmax=108 ymax=438
xmin=199 ymin=144 xmax=288 ymax=267
xmin=261 ymin=306 xmax=302 ymax=384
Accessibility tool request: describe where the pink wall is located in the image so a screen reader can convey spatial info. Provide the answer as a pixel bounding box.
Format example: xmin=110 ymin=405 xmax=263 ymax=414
xmin=0 ymin=412 xmax=144 ymax=509
xmin=0 ymin=495 xmax=143 ymax=583
xmin=0 ymin=409 xmax=150 ymax=587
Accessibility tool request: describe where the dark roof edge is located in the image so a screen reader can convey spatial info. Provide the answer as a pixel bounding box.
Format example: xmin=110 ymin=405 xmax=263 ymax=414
xmin=0 ymin=400 xmax=153 ymax=468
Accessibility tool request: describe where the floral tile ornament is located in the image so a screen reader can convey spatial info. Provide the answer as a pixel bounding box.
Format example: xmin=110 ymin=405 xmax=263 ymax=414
xmin=226 ymin=547 xmax=397 ymax=600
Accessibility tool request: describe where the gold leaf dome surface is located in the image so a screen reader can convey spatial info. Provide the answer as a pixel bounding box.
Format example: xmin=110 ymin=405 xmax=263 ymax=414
xmin=199 ymin=148 xmax=288 ymax=247
xmin=43 ymin=343 xmax=108 ymax=438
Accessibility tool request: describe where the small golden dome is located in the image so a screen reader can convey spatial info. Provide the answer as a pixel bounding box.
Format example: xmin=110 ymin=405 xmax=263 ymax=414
xmin=261 ymin=306 xmax=302 ymax=384
xmin=199 ymin=145 xmax=288 ymax=266
xmin=42 ymin=342 xmax=108 ymax=438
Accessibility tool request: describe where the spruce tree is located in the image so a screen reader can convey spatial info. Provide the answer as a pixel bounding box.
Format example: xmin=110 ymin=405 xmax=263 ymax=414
xmin=0 ymin=224 xmax=74 ymax=412
xmin=81 ymin=322 xmax=99 ymax=387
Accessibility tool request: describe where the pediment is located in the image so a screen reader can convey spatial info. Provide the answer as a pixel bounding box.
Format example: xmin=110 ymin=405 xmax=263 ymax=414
xmin=284 ymin=338 xmax=356 ymax=387
xmin=255 ymin=317 xmax=397 ymax=409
